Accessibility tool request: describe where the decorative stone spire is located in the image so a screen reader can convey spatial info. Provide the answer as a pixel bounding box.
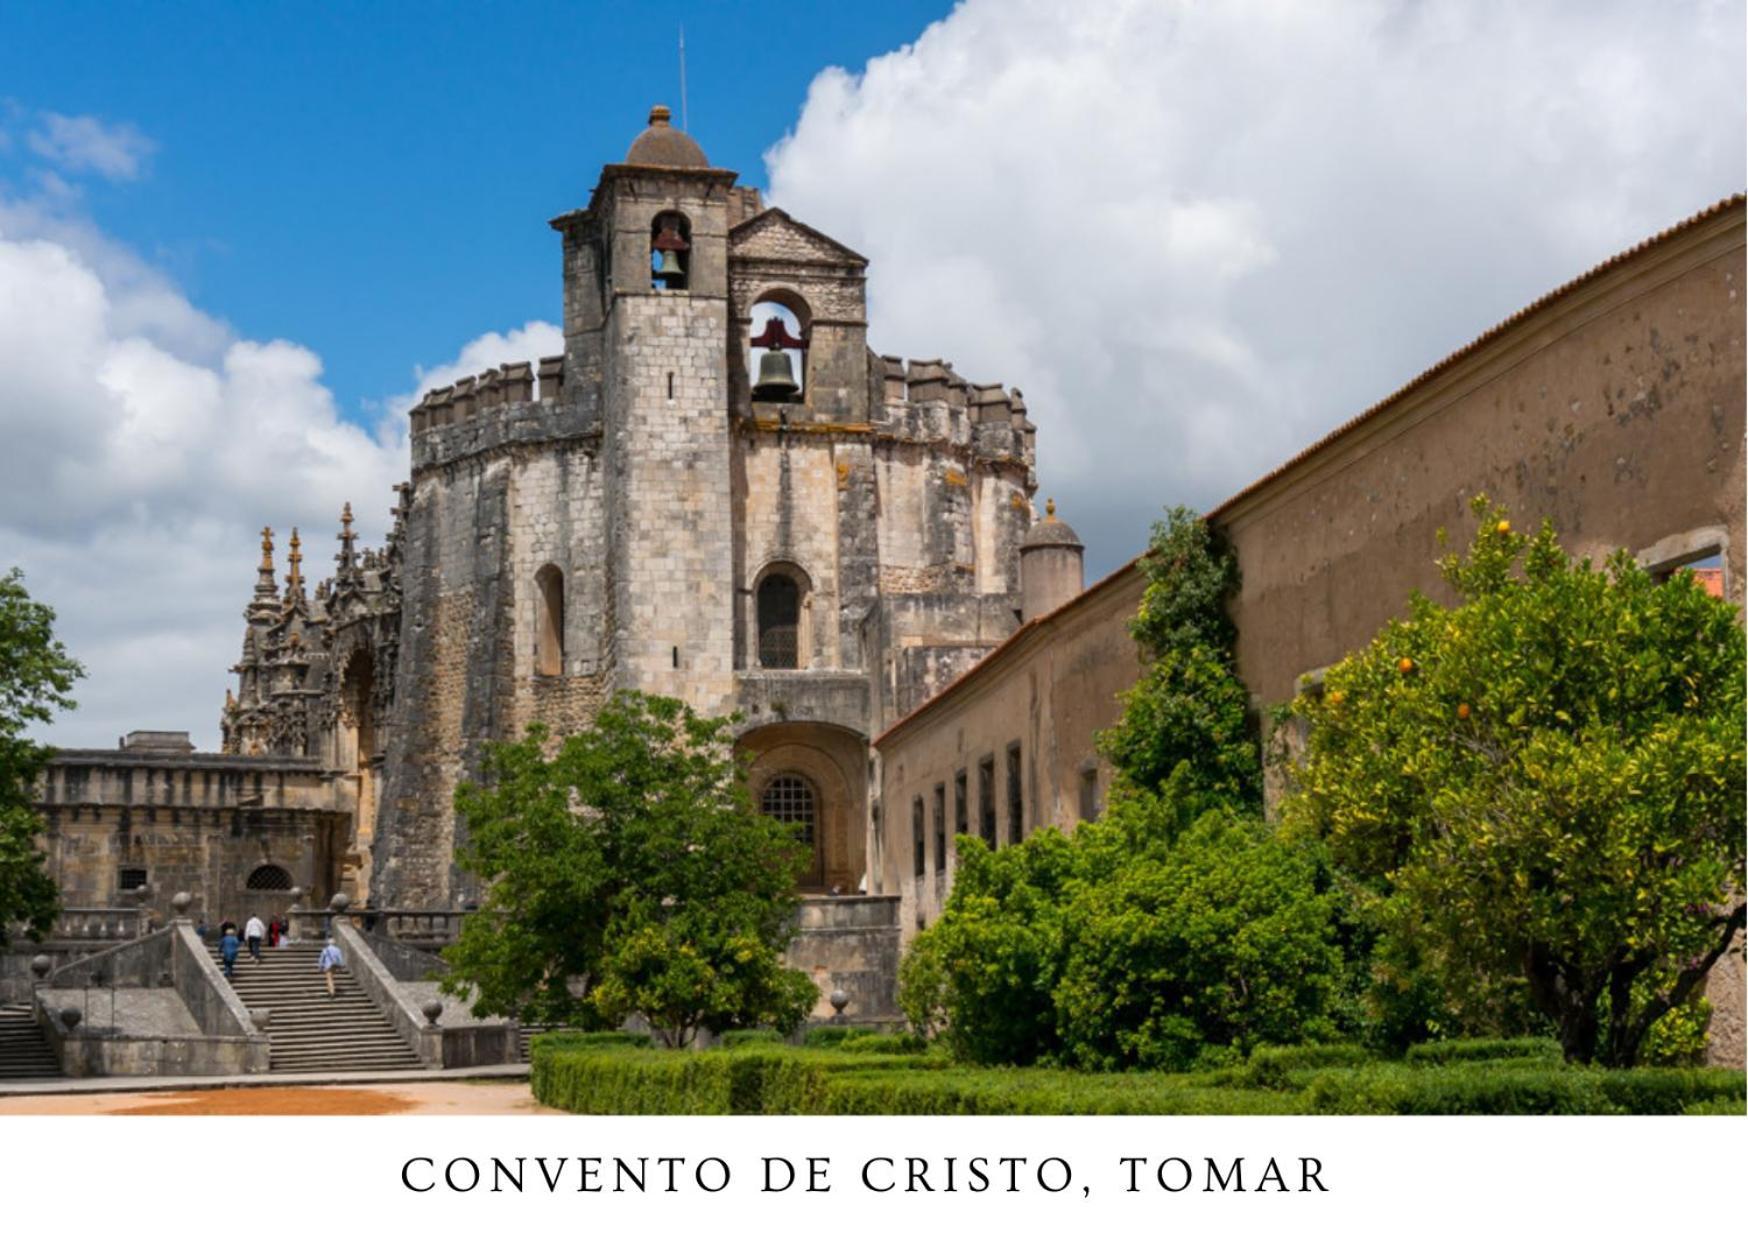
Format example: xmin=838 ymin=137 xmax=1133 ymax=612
xmin=253 ymin=526 xmax=278 ymax=599
xmin=284 ymin=528 xmax=304 ymax=598
xmin=336 ymin=502 xmax=357 ymax=573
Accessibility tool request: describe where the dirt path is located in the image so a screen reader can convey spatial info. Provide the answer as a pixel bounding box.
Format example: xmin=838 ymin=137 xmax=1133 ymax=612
xmin=0 ymin=1080 xmax=556 ymax=1116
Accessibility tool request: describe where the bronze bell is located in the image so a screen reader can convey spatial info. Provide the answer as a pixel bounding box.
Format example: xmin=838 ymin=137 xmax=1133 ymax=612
xmin=754 ymin=348 xmax=800 ymax=400
xmin=654 ymin=247 xmax=684 ymax=279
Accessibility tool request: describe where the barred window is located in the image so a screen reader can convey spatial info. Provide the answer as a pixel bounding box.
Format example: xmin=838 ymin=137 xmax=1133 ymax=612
xmin=912 ymin=797 xmax=925 ymax=878
xmin=978 ymin=756 xmax=997 ymax=846
xmin=118 ymin=867 xmax=148 ymax=892
xmin=761 ymin=774 xmax=816 ymax=847
xmin=1006 ymin=743 xmax=1023 ymax=845
xmin=246 ymin=864 xmax=293 ymax=891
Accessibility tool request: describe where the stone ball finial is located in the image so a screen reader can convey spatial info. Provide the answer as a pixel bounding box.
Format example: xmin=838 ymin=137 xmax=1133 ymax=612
xmin=61 ymin=1007 xmax=82 ymax=1031
xmin=288 ymin=887 xmax=303 ymax=907
xmin=422 ymin=999 xmax=444 ymax=1027
xmin=30 ymin=955 xmax=51 ymax=980
xmin=329 ymin=892 xmax=352 ymax=913
xmin=829 ymin=989 xmax=850 ymax=1015
xmin=250 ymin=1008 xmax=272 ymax=1030
xmin=170 ymin=891 xmax=193 ymax=917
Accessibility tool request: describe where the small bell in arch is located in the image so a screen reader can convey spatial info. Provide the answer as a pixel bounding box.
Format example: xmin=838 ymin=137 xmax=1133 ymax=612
xmin=652 ymin=225 xmax=689 ymax=285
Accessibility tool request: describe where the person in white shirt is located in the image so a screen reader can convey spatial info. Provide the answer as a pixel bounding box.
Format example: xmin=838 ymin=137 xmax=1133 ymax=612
xmin=318 ymin=942 xmax=344 ymax=997
xmin=244 ymin=915 xmax=266 ymax=964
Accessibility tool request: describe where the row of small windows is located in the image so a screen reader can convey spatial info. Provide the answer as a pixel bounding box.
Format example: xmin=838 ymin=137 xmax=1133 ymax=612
xmin=912 ymin=743 xmax=1026 ymax=878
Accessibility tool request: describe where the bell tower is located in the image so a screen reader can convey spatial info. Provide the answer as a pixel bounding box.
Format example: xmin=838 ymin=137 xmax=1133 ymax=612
xmin=586 ymin=105 xmax=740 ymax=709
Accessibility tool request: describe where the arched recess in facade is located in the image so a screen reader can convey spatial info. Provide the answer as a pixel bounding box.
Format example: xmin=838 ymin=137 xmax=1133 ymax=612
xmin=336 ymin=645 xmax=380 ymax=903
xmin=737 ymin=720 xmax=867 ymax=895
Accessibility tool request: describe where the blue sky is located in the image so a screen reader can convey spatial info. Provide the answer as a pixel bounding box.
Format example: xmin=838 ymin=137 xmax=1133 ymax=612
xmin=1 ymin=0 xmax=1741 ymax=746
xmin=0 ymin=0 xmax=955 ymax=419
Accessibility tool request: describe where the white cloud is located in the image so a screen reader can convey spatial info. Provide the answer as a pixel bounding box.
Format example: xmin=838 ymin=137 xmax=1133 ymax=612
xmin=763 ymin=0 xmax=1746 ymax=573
xmin=0 ymin=176 xmax=571 ymax=749
xmin=27 ymin=112 xmax=155 ymax=181
xmin=0 ymin=192 xmax=407 ymax=749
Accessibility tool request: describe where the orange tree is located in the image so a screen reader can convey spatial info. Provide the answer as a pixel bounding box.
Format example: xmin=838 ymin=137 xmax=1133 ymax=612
xmin=1281 ymin=498 xmax=1745 ymax=1066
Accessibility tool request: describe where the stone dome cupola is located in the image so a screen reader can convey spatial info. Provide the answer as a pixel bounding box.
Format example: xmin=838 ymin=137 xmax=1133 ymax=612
xmin=625 ymin=104 xmax=710 ymax=168
xmin=1019 ymin=498 xmax=1086 ymax=622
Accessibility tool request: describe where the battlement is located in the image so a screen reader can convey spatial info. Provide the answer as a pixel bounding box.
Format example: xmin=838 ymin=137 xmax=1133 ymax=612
xmin=879 ymin=356 xmax=1033 ymax=429
xmin=408 ymin=358 xmax=558 ymax=435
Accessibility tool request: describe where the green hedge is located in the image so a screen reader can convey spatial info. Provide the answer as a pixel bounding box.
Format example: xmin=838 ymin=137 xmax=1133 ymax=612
xmin=530 ymin=1043 xmax=1746 ymax=1116
xmin=1301 ymin=1064 xmax=1746 ymax=1115
xmin=1403 ymin=1038 xmax=1562 ymax=1065
xmin=718 ymin=1029 xmax=788 ymax=1049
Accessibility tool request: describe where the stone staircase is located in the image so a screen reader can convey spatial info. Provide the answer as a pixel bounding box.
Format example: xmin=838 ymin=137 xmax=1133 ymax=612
xmin=0 ymin=1004 xmax=59 ymax=1079
xmin=207 ymin=942 xmax=421 ymax=1073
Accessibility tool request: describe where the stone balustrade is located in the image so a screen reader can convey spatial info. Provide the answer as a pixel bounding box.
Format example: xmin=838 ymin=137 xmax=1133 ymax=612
xmin=50 ymin=908 xmax=146 ymax=942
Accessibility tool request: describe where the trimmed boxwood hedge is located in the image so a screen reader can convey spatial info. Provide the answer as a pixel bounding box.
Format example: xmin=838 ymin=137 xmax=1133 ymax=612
xmin=529 ymin=1040 xmax=1746 ymax=1116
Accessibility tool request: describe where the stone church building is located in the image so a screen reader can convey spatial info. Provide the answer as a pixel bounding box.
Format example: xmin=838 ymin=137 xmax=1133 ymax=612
xmin=22 ymin=107 xmax=1064 ymax=1017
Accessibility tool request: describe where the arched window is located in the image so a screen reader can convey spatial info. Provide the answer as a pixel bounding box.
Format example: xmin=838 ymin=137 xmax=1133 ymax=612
xmin=535 ymin=565 xmax=564 ymax=677
xmin=246 ymin=864 xmax=293 ymax=891
xmin=761 ymin=774 xmax=817 ymax=847
xmin=748 ymin=292 xmax=809 ymax=402
xmin=757 ymin=572 xmax=802 ymax=669
xmin=651 ymin=211 xmax=690 ymax=291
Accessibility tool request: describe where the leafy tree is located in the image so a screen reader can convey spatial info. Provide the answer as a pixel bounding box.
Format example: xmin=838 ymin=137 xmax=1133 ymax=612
xmin=442 ymin=691 xmax=817 ymax=1044
xmin=1099 ymin=507 xmax=1259 ymax=812
xmin=1281 ymin=497 xmax=1746 ymax=1066
xmin=0 ymin=569 xmax=81 ymax=948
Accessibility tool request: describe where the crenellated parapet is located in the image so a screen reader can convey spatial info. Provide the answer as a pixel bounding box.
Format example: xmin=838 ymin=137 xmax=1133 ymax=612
xmin=871 ymin=355 xmax=1036 ymax=472
xmin=407 ymin=355 xmax=602 ymax=474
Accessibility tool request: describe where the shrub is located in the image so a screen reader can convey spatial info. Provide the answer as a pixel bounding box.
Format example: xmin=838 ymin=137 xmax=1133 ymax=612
xmin=1052 ymin=809 xmax=1349 ymax=1071
xmin=530 ymin=1030 xmax=652 ymax=1052
xmin=803 ymin=1025 xmax=880 ymax=1048
xmin=718 ymin=1029 xmax=787 ymax=1048
xmin=834 ymin=1032 xmax=929 ymax=1055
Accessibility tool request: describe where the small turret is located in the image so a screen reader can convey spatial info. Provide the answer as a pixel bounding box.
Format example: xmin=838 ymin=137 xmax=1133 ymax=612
xmin=1019 ymin=498 xmax=1085 ymax=622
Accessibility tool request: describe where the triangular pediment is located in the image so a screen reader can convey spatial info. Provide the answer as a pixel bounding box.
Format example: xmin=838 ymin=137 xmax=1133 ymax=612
xmin=730 ymin=207 xmax=868 ymax=267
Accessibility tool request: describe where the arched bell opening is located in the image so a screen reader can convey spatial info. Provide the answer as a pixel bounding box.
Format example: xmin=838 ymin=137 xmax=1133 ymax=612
xmin=651 ymin=211 xmax=691 ymax=291
xmin=748 ymin=291 xmax=809 ymax=403
xmin=739 ymin=722 xmax=868 ymax=894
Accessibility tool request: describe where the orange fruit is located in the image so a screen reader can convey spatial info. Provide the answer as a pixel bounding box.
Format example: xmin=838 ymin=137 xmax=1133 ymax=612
xmin=1457 ymin=703 xmax=1471 ymax=720
xmin=1496 ymin=520 xmax=1511 ymax=535
xmin=1398 ymin=657 xmax=1415 ymax=674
